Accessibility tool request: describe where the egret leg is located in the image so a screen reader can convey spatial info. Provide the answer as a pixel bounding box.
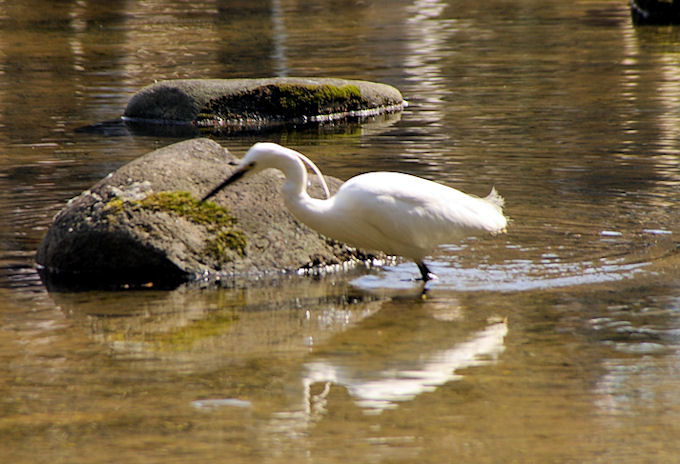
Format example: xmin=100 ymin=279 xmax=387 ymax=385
xmin=416 ymin=262 xmax=437 ymax=281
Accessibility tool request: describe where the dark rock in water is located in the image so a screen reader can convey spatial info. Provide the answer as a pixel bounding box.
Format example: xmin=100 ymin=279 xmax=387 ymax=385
xmin=36 ymin=138 xmax=378 ymax=289
xmin=123 ymin=77 xmax=405 ymax=132
xmin=631 ymin=0 xmax=680 ymax=25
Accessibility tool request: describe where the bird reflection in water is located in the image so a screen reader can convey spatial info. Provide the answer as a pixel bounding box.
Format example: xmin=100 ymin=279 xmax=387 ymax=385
xmin=266 ymin=317 xmax=507 ymax=441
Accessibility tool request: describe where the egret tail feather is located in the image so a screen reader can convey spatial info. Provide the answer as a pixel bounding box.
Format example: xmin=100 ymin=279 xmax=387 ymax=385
xmin=485 ymin=187 xmax=505 ymax=210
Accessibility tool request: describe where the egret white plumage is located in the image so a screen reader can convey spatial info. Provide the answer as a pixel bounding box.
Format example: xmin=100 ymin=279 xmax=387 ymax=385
xmin=201 ymin=142 xmax=507 ymax=281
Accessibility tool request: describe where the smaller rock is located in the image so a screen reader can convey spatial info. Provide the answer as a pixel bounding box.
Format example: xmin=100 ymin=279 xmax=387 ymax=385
xmin=123 ymin=77 xmax=406 ymax=131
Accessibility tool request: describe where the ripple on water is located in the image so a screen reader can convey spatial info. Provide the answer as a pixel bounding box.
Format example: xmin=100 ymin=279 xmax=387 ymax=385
xmin=352 ymin=258 xmax=649 ymax=293
xmin=352 ymin=225 xmax=676 ymax=293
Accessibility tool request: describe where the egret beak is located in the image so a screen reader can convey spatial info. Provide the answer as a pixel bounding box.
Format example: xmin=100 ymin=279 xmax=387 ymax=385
xmin=200 ymin=167 xmax=248 ymax=203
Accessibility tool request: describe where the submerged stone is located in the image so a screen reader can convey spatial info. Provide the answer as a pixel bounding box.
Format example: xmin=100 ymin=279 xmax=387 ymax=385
xmin=631 ymin=0 xmax=680 ymax=25
xmin=123 ymin=77 xmax=406 ymax=132
xmin=36 ymin=138 xmax=378 ymax=289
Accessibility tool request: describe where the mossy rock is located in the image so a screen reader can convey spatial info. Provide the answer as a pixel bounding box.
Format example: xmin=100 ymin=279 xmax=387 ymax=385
xmin=123 ymin=78 xmax=405 ymax=131
xmin=36 ymin=138 xmax=378 ymax=289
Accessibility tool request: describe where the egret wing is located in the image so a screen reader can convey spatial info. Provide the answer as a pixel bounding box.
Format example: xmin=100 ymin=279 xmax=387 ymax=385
xmin=334 ymin=172 xmax=506 ymax=258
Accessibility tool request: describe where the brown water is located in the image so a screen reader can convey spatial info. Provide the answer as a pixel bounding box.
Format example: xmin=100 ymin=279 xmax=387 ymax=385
xmin=2 ymin=1 xmax=680 ymax=462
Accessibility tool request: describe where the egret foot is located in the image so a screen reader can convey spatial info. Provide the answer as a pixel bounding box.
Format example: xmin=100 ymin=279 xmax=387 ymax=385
xmin=417 ymin=262 xmax=438 ymax=282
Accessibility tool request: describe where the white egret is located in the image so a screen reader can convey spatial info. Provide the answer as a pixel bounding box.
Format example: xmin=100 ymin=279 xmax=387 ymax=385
xmin=201 ymin=142 xmax=507 ymax=281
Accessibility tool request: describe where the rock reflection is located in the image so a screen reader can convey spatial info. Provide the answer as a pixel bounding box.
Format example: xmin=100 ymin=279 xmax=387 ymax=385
xmin=48 ymin=277 xmax=383 ymax=370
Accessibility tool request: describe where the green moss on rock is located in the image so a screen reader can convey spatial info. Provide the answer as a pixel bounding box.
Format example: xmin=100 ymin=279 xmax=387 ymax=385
xmin=275 ymin=83 xmax=362 ymax=114
xmin=104 ymin=191 xmax=247 ymax=263
xmin=200 ymin=83 xmax=364 ymax=123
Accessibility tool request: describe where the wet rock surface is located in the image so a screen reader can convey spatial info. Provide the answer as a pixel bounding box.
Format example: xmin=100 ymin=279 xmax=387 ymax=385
xmin=123 ymin=77 xmax=405 ymax=131
xmin=36 ymin=138 xmax=378 ymax=289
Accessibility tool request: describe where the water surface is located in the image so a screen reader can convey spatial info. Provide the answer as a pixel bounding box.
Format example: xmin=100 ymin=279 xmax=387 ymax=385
xmin=2 ymin=1 xmax=680 ymax=463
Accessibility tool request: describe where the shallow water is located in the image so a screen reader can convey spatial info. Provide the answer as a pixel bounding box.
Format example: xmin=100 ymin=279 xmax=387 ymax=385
xmin=2 ymin=1 xmax=680 ymax=462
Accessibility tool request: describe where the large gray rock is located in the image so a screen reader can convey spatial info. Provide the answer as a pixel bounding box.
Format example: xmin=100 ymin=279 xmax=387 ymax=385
xmin=123 ymin=78 xmax=405 ymax=130
xmin=36 ymin=138 xmax=377 ymax=288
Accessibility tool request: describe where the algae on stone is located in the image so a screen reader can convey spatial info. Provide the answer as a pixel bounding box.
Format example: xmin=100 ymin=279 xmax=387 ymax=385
xmin=104 ymin=191 xmax=247 ymax=263
xmin=199 ymin=83 xmax=364 ymax=124
xmin=275 ymin=83 xmax=362 ymax=114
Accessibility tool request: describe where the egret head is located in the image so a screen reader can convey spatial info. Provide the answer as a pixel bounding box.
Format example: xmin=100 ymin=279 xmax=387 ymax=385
xmin=200 ymin=143 xmax=274 ymax=203
xmin=200 ymin=142 xmax=331 ymax=202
